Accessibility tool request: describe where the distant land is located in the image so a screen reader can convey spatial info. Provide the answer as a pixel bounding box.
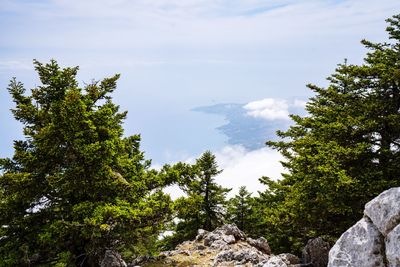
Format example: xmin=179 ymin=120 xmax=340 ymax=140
xmin=192 ymin=99 xmax=306 ymax=150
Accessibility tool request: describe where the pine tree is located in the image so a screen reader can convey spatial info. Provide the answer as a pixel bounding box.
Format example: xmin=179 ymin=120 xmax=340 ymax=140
xmin=163 ymin=151 xmax=231 ymax=249
xmin=226 ymin=186 xmax=255 ymax=234
xmin=194 ymin=151 xmax=231 ymax=231
xmin=0 ymin=60 xmax=174 ymax=266
xmin=260 ymin=14 xmax=400 ymax=254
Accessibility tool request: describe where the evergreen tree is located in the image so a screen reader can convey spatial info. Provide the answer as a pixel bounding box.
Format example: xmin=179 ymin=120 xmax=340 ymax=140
xmin=226 ymin=186 xmax=255 ymax=234
xmin=0 ymin=60 xmax=174 ymax=266
xmin=194 ymin=151 xmax=231 ymax=231
xmin=260 ymin=14 xmax=400 ymax=254
xmin=163 ymin=151 xmax=231 ymax=249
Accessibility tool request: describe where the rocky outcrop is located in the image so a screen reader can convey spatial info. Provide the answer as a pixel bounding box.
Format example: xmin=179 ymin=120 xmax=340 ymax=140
xmin=364 ymin=187 xmax=400 ymax=236
xmin=328 ymin=218 xmax=385 ymax=267
xmin=142 ymin=224 xmax=300 ymax=267
xmin=328 ymin=187 xmax=400 ymax=267
xmin=386 ymin=224 xmax=400 ymax=266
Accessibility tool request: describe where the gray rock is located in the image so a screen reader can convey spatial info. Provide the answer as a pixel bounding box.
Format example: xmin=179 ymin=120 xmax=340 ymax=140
xmin=196 ymin=229 xmax=209 ymax=241
xmin=248 ymin=237 xmax=271 ymax=254
xmin=217 ymin=224 xmax=246 ymax=240
xmin=302 ymin=237 xmax=330 ymax=267
xmin=210 ymin=239 xmax=228 ymax=250
xmin=223 ymin=234 xmax=236 ymax=244
xmin=328 ymin=218 xmax=385 ymax=267
xmin=386 ymin=224 xmax=400 ymax=267
xmin=213 ymin=248 xmax=268 ymax=266
xmin=233 ymin=248 xmax=266 ymax=264
xmin=204 ymin=225 xmax=241 ymax=248
xmin=364 ymin=187 xmax=400 ymax=236
xmin=277 ymin=253 xmax=300 ymax=265
xmin=100 ymin=250 xmax=127 ymax=267
xmin=213 ymin=249 xmax=234 ymax=265
xmin=262 ymin=256 xmax=288 ymax=267
xmin=204 ymin=232 xmax=221 ymax=246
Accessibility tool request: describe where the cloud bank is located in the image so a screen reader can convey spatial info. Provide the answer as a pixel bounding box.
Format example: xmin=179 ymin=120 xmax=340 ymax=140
xmin=244 ymin=98 xmax=290 ymax=121
xmin=215 ymin=145 xmax=284 ymax=197
xmin=164 ymin=144 xmax=285 ymax=200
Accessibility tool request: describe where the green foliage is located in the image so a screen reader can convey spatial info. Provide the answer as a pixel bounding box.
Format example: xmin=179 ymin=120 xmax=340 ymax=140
xmin=0 ymin=60 xmax=174 ymax=266
xmin=226 ymin=186 xmax=257 ymax=235
xmin=161 ymin=151 xmax=231 ymax=249
xmin=258 ymin=14 xmax=400 ymax=254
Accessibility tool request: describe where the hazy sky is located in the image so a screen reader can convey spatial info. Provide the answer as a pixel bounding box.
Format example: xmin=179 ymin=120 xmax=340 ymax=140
xmin=1 ymin=0 xmax=400 ymax=196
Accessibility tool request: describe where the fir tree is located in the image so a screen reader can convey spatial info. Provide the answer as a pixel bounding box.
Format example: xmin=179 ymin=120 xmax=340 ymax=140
xmin=163 ymin=151 xmax=231 ymax=249
xmin=260 ymin=14 xmax=400 ymax=254
xmin=0 ymin=60 xmax=174 ymax=266
xmin=226 ymin=186 xmax=255 ymax=234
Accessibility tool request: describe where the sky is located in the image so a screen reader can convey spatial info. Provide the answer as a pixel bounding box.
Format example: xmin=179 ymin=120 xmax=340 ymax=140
xmin=1 ymin=0 xmax=400 ymax=197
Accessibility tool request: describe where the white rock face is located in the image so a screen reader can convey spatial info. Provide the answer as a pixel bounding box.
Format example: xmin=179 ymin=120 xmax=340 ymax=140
xmin=329 ymin=187 xmax=400 ymax=267
xmin=364 ymin=187 xmax=400 ymax=236
xmin=328 ymin=218 xmax=385 ymax=267
xmin=386 ymin=224 xmax=400 ymax=267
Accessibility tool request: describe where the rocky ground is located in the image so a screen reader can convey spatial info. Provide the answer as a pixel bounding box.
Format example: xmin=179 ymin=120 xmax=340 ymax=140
xmin=131 ymin=224 xmax=302 ymax=267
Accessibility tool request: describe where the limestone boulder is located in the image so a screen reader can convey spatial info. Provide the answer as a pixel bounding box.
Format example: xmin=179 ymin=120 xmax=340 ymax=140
xmin=328 ymin=218 xmax=385 ymax=267
xmin=328 ymin=187 xmax=400 ymax=267
xmin=364 ymin=187 xmax=400 ymax=236
xmin=386 ymin=224 xmax=400 ymax=267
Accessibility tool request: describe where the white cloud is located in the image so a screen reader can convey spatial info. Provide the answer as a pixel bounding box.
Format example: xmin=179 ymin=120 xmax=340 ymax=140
xmin=1 ymin=0 xmax=399 ymax=53
xmin=215 ymin=145 xmax=284 ymax=197
xmin=244 ymin=98 xmax=290 ymax=120
xmin=164 ymin=145 xmax=285 ymax=199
